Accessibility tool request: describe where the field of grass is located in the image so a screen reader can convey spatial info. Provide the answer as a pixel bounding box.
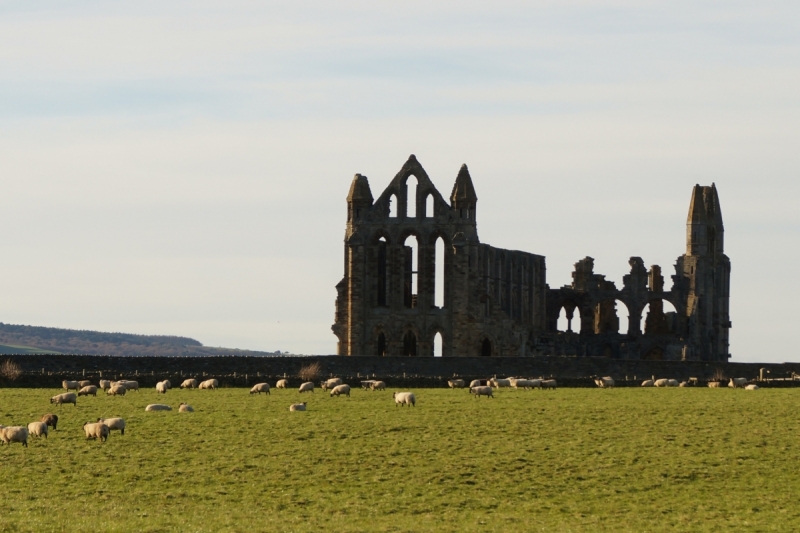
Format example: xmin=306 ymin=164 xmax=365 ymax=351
xmin=1 ymin=385 xmax=799 ymax=532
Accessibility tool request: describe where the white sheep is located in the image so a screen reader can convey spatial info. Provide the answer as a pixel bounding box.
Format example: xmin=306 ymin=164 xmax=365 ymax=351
xmin=250 ymin=383 xmax=271 ymax=395
xmin=198 ymin=379 xmax=218 ymax=390
xmin=745 ymin=384 xmax=760 ymax=391
xmin=667 ymin=379 xmax=680 ymax=387
xmin=470 ymin=386 xmax=494 ymax=398
xmin=360 ymin=380 xmax=376 ymax=390
xmin=156 ymin=381 xmax=168 ymax=394
xmin=540 ymin=379 xmax=557 ymax=390
xmin=181 ymin=379 xmax=198 ymax=389
xmin=276 ymin=379 xmax=289 ymax=389
xmin=370 ymin=380 xmax=386 ymax=391
xmin=330 ymin=384 xmax=351 ymax=397
xmin=107 ymin=384 xmax=126 ymax=396
xmin=594 ymin=377 xmax=614 ymax=388
xmin=0 ymin=426 xmax=29 ymax=447
xmin=83 ymin=422 xmax=109 ymax=442
xmin=78 ymin=380 xmax=92 ymax=388
xmin=641 ymin=380 xmax=655 ymax=387
xmin=298 ymin=382 xmax=315 ymax=393
xmin=145 ymin=404 xmax=172 ymax=412
xmin=679 ymin=381 xmax=689 ymax=387
xmin=78 ymin=385 xmax=98 ymax=397
xmin=99 ymin=380 xmax=112 ymax=391
xmin=162 ymin=380 xmax=172 ymax=390
xmin=393 ymin=392 xmax=416 ymax=407
xmin=62 ymin=380 xmax=80 ymax=392
xmin=448 ymin=379 xmax=465 ymax=389
xmin=469 ymin=379 xmax=482 ymax=388
xmin=489 ymin=378 xmax=511 ymax=388
xmin=98 ymin=417 xmax=126 ymax=435
xmin=27 ymin=421 xmax=48 ymax=439
xmin=729 ymin=377 xmax=747 ymax=389
xmin=116 ymin=380 xmax=139 ymax=391
xmin=654 ymin=379 xmax=669 ymax=388
xmin=708 ymin=381 xmax=721 ymax=388
xmin=50 ymin=392 xmax=77 ymax=407
xmin=289 ymin=402 xmax=307 ymax=412
xmin=512 ymin=379 xmax=538 ymax=390
xmin=321 ymin=378 xmax=342 ymax=391
xmin=179 ymin=403 xmax=194 ymax=412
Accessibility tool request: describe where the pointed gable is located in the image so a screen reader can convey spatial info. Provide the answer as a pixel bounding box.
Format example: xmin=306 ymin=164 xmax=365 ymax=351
xmin=347 ymin=174 xmax=374 ymax=206
xmin=450 ymin=164 xmax=477 ymax=207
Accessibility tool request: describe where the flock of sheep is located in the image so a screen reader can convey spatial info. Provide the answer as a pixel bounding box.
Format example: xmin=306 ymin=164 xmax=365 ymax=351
xmin=1 ymin=372 xmax=762 ymax=448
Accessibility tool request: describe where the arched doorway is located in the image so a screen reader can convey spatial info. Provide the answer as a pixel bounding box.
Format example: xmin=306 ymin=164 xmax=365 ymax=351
xmin=376 ymin=332 xmax=387 ymax=356
xmin=433 ymin=332 xmax=443 ymax=357
xmin=403 ymin=331 xmax=417 ymax=356
xmin=481 ymin=338 xmax=492 ymax=357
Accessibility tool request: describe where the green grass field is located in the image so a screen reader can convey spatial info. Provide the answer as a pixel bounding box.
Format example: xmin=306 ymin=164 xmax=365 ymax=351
xmin=1 ymin=385 xmax=798 ymax=532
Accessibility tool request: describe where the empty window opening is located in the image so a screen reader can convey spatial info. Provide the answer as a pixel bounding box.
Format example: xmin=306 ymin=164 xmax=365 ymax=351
xmin=557 ymin=306 xmax=580 ymax=332
xmin=403 ymin=235 xmax=419 ymax=309
xmin=434 ymin=237 xmax=445 ymax=308
xmin=389 ymin=194 xmax=398 ymax=218
xmin=557 ymin=307 xmax=569 ymax=332
xmin=481 ymin=338 xmax=492 ymax=357
xmin=433 ymin=332 xmax=443 ymax=357
xmin=425 ymin=194 xmax=434 ymax=218
xmin=377 ymin=237 xmax=388 ymax=307
xmin=594 ymin=299 xmax=629 ymax=334
xmin=641 ymin=299 xmax=678 ymax=335
xmin=403 ymin=331 xmax=417 ymax=356
xmin=376 ymin=332 xmax=387 ymax=356
xmin=407 ymin=176 xmax=418 ymax=218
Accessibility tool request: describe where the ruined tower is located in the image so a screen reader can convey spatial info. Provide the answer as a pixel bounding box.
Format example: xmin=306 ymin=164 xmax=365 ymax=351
xmin=333 ymin=157 xmax=731 ymax=361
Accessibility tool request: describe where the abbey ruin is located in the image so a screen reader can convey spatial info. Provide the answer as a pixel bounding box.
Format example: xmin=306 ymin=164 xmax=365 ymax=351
xmin=332 ymin=155 xmax=731 ymax=361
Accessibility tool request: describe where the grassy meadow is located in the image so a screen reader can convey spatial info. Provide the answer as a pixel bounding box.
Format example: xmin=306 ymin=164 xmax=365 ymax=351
xmin=1 ymin=385 xmax=799 ymax=532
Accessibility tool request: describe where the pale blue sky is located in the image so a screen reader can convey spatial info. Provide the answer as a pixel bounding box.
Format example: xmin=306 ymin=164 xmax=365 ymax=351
xmin=0 ymin=1 xmax=798 ymax=361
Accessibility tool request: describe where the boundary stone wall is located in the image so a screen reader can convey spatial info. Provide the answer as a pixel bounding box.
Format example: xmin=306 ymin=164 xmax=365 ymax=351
xmin=1 ymin=354 xmax=799 ymax=388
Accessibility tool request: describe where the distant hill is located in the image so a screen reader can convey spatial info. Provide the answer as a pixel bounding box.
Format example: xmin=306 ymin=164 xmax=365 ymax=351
xmin=0 ymin=323 xmax=289 ymax=357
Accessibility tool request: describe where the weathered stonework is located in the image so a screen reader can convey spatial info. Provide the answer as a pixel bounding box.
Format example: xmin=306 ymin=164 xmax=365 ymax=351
xmin=332 ymin=156 xmax=731 ymax=361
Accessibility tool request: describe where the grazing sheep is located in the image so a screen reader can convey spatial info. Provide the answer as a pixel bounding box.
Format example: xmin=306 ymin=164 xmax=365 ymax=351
xmin=370 ymin=380 xmax=386 ymax=391
xmin=276 ymin=379 xmax=289 ymax=389
xmin=654 ymin=379 xmax=669 ymax=388
xmin=78 ymin=380 xmax=92 ymax=388
xmin=393 ymin=392 xmax=416 ymax=407
xmin=512 ymin=379 xmax=538 ymax=390
xmin=470 ymin=386 xmax=494 ymax=398
xmin=156 ymin=381 xmax=168 ymax=394
xmin=679 ymin=381 xmax=689 ymax=387
xmin=289 ymin=402 xmax=307 ymax=412
xmin=330 ymin=384 xmax=351 ymax=397
xmin=162 ymin=380 xmax=172 ymax=390
xmin=745 ymin=384 xmax=760 ymax=391
xmin=98 ymin=417 xmax=126 ymax=435
xmin=729 ymin=377 xmax=748 ymax=389
xmin=641 ymin=380 xmax=655 ymax=387
xmin=488 ymin=378 xmax=512 ymax=388
xmin=667 ymin=379 xmax=680 ymax=387
xmin=469 ymin=379 xmax=482 ymax=388
xmin=83 ymin=422 xmax=109 ymax=442
xmin=27 ymin=421 xmax=48 ymax=439
xmin=50 ymin=392 xmax=77 ymax=407
xmin=594 ymin=377 xmax=614 ymax=388
xmin=113 ymin=380 xmax=139 ymax=391
xmin=145 ymin=404 xmax=172 ymax=412
xmin=448 ymin=379 xmax=465 ymax=389
xmin=708 ymin=381 xmax=722 ymax=388
xmin=250 ymin=383 xmax=271 ymax=395
xmin=540 ymin=379 xmax=557 ymax=390
xmin=107 ymin=384 xmax=126 ymax=396
xmin=178 ymin=403 xmax=194 ymax=412
xmin=181 ymin=379 xmax=198 ymax=389
xmin=198 ymin=379 xmax=218 ymax=390
xmin=40 ymin=414 xmax=58 ymax=431
xmin=360 ymin=380 xmax=376 ymax=390
xmin=78 ymin=385 xmax=98 ymax=397
xmin=62 ymin=380 xmax=80 ymax=392
xmin=321 ymin=378 xmax=343 ymax=391
xmin=298 ymin=382 xmax=315 ymax=393
xmin=99 ymin=380 xmax=112 ymax=391
xmin=0 ymin=426 xmax=29 ymax=447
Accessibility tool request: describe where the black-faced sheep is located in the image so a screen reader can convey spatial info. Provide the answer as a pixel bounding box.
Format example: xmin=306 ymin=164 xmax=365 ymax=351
xmin=78 ymin=385 xmax=98 ymax=397
xmin=83 ymin=422 xmax=109 ymax=442
xmin=41 ymin=413 xmax=58 ymax=430
xmin=98 ymin=417 xmax=126 ymax=434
